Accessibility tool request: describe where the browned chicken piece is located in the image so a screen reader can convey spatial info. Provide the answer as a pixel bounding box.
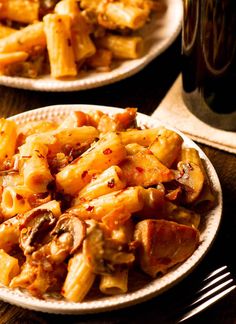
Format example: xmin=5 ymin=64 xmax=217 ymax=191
xmin=97 ymin=108 xmax=137 ymax=133
xmin=138 ymin=187 xmax=165 ymax=218
xmin=134 ymin=219 xmax=200 ymax=277
xmin=120 ymin=150 xmax=175 ymax=187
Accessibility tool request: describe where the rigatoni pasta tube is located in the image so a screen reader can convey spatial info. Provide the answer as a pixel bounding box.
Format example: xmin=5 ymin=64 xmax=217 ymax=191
xmin=0 ymin=0 xmax=39 ymax=24
xmin=1 ymin=186 xmax=32 ymax=219
xmin=78 ymin=165 xmax=126 ymax=201
xmin=56 ymin=132 xmax=127 ymax=195
xmin=96 ymin=34 xmax=143 ymax=59
xmin=50 ymin=126 xmax=99 ymax=154
xmin=101 ymin=2 xmax=149 ymax=30
xmin=119 ymin=128 xmax=163 ymax=146
xmin=0 ymin=249 xmax=20 ymax=286
xmin=62 ymin=252 xmax=95 ymax=302
xmin=99 ymin=267 xmax=128 ymax=295
xmin=70 ymin=186 xmax=144 ymax=221
xmin=43 ymin=13 xmax=77 ymax=78
xmin=0 ymin=52 xmax=29 ymax=67
xmin=149 ymin=129 xmax=183 ymax=168
xmin=55 ymin=0 xmax=96 ymax=62
xmin=19 ymin=140 xmax=53 ymax=193
xmin=0 ymin=118 xmax=17 ymax=164
xmin=0 ymin=22 xmax=46 ymax=53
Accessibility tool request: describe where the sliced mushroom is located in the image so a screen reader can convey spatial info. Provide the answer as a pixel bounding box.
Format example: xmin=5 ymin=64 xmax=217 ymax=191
xmin=51 ymin=213 xmax=86 ymax=255
xmin=83 ymin=224 xmax=108 ymax=274
xmin=20 ymin=209 xmax=57 ymax=255
xmin=83 ymin=223 xmax=135 ymax=275
xmin=175 ymin=162 xmax=204 ymax=204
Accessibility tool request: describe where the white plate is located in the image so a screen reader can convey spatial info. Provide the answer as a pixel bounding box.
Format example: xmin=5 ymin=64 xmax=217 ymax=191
xmin=0 ymin=0 xmax=182 ymax=92
xmin=0 ymin=105 xmax=222 ymax=314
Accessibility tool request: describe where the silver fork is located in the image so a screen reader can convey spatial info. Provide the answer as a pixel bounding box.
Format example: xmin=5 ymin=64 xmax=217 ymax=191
xmin=178 ymin=265 xmax=236 ymax=322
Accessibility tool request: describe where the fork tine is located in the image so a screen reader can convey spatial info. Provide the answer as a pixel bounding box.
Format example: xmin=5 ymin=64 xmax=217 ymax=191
xmin=203 ymin=265 xmax=227 ymax=281
xmin=190 ymin=278 xmax=233 ymax=306
xmin=198 ymin=271 xmax=231 ymax=292
xmin=178 ymin=284 xmax=236 ymax=322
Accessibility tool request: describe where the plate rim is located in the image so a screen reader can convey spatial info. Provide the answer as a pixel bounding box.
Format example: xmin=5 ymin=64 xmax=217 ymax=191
xmin=0 ymin=104 xmax=222 ymax=314
xmin=0 ymin=0 xmax=183 ymax=92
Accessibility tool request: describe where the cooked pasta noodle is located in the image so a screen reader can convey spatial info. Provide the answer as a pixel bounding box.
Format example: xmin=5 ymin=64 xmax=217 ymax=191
xmin=0 ymin=108 xmax=213 ymax=303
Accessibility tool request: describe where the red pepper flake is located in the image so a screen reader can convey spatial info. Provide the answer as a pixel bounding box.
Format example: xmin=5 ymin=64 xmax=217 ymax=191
xmin=136 ymin=166 xmax=144 ymax=173
xmin=16 ymin=194 xmax=23 ymax=200
xmin=146 ymin=149 xmax=153 ymax=155
xmin=107 ymin=178 xmax=115 ymax=188
xmin=187 ymin=163 xmax=193 ymax=171
xmin=22 ymin=155 xmax=32 ymax=159
xmin=86 ymin=205 xmax=94 ymax=212
xmin=0 ymin=131 xmax=4 ymax=135
xmin=81 ymin=170 xmax=88 ymax=179
xmin=37 ymin=153 xmax=44 ymax=158
xmin=103 ymin=148 xmax=112 ymax=155
xmin=92 ymin=173 xmax=97 ymax=180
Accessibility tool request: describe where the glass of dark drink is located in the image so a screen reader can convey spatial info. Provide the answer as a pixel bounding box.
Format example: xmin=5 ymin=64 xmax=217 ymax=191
xmin=182 ymin=0 xmax=236 ymax=131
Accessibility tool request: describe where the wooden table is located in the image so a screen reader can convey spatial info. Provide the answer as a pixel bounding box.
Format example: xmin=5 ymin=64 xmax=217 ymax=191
xmin=0 ymin=35 xmax=236 ymax=324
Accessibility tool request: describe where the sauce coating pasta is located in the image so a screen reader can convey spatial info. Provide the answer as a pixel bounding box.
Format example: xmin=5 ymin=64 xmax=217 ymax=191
xmin=0 ymin=108 xmax=214 ymax=301
xmin=0 ymin=0 xmax=164 ymax=79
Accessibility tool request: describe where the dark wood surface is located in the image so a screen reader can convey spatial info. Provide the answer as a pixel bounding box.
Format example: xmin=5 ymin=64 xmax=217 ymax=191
xmin=0 ymin=35 xmax=236 ymax=324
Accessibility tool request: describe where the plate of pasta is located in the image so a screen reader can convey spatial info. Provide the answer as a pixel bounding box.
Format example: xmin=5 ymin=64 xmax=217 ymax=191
xmin=0 ymin=0 xmax=182 ymax=91
xmin=0 ymin=104 xmax=222 ymax=314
